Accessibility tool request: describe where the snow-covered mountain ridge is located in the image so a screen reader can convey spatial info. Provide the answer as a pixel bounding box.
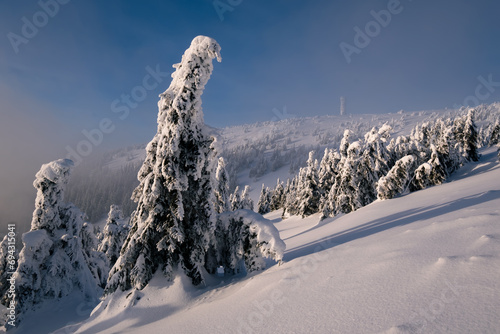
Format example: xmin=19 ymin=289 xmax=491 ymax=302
xmin=66 ymin=103 xmax=500 ymax=222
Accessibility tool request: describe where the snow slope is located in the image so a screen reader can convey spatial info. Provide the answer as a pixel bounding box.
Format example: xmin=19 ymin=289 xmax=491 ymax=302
xmin=24 ymin=146 xmax=497 ymax=334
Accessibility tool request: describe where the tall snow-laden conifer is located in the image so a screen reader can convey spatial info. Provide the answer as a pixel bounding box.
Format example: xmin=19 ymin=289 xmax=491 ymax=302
xmin=14 ymin=159 xmax=104 ymax=320
xmin=106 ymin=36 xmax=222 ymax=293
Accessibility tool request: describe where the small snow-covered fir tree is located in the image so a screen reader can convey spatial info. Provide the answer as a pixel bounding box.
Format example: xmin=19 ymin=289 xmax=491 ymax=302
xmin=257 ymin=184 xmax=272 ymax=215
xmin=106 ymin=36 xmax=222 ymax=292
xmin=334 ymin=142 xmax=363 ymax=214
xmin=432 ymin=119 xmax=462 ymax=176
xmin=318 ymin=148 xmax=340 ymax=196
xmin=230 ymin=186 xmax=242 ymax=211
xmin=462 ymin=109 xmax=480 ymax=162
xmin=339 ymin=129 xmax=353 ymax=158
xmin=269 ymin=179 xmax=285 ymax=211
xmin=14 ymin=159 xmax=104 ymax=319
xmin=240 ymin=185 xmax=255 ymax=211
xmin=296 ymin=151 xmax=321 ymax=217
xmin=410 ymin=145 xmax=446 ymax=191
xmin=454 ymin=108 xmax=480 ymax=162
xmin=320 ymin=183 xmax=337 ymax=220
xmin=213 ymin=157 xmax=230 ymax=214
xmin=282 ymin=178 xmax=299 ymax=218
xmin=81 ymin=222 xmax=109 ymax=289
xmin=353 ymin=126 xmax=393 ymax=208
xmin=489 ymin=119 xmax=500 ymax=146
xmin=98 ymin=205 xmax=129 ymax=268
xmin=377 ymin=155 xmax=417 ymax=200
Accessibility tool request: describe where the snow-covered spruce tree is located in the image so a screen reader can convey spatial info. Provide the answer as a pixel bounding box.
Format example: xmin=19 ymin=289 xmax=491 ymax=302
xmin=213 ymin=157 xmax=230 ymax=214
xmin=14 ymin=159 xmax=105 ymax=319
xmin=106 ymin=36 xmax=223 ymax=292
xmin=354 ymin=125 xmax=393 ymax=208
xmin=257 ymin=184 xmax=272 ymax=215
xmin=339 ymin=129 xmax=353 ymax=158
xmin=334 ymin=142 xmax=363 ymax=214
xmin=454 ymin=108 xmax=480 ymax=162
xmin=410 ymin=145 xmax=446 ymax=192
xmin=318 ymin=148 xmax=340 ymax=196
xmin=490 ymin=119 xmax=500 ymax=146
xmin=98 ymin=205 xmax=129 ymax=268
xmin=282 ymin=177 xmax=299 ymax=218
xmin=240 ymin=185 xmax=255 ymax=211
xmin=230 ymin=186 xmax=241 ymax=211
xmin=365 ymin=124 xmax=393 ymax=178
xmin=320 ymin=182 xmax=337 ymax=220
xmin=387 ymin=135 xmax=422 ymax=163
xmin=411 ymin=122 xmax=432 ymax=151
xmin=377 ymin=155 xmax=417 ymax=200
xmin=81 ymin=222 xmax=109 ymax=289
xmin=296 ymin=151 xmax=321 ymax=217
xmin=269 ymin=179 xmax=285 ymax=211
xmin=432 ymin=119 xmax=462 ymax=176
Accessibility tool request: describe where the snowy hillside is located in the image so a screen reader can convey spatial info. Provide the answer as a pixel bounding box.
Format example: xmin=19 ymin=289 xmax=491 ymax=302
xmin=9 ymin=146 xmax=498 ymax=334
xmin=65 ymin=104 xmax=500 ymax=221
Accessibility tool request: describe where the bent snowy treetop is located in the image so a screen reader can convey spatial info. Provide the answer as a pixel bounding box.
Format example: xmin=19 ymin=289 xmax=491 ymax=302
xmin=34 ymin=158 xmax=73 ymax=186
xmin=157 ymin=35 xmax=222 ymax=131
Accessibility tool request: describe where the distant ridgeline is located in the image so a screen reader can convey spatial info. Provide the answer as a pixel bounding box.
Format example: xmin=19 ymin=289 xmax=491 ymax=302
xmin=67 ymin=103 xmax=500 ymax=223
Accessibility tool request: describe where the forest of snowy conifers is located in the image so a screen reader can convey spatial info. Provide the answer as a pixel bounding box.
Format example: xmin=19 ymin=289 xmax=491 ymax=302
xmin=1 ymin=35 xmax=500 ymax=332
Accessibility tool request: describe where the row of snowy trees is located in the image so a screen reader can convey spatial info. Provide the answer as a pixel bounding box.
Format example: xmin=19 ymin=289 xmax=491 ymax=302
xmin=1 ymin=36 xmax=285 ymax=329
xmin=258 ymin=107 xmax=494 ymax=220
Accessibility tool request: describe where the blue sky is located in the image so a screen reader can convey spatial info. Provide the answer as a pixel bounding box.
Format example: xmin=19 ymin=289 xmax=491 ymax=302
xmin=1 ymin=0 xmax=500 ymax=227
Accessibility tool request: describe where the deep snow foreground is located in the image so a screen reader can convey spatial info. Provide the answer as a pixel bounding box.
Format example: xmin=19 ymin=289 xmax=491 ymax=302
xmin=13 ymin=147 xmax=500 ymax=334
xmin=55 ymin=147 xmax=499 ymax=334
